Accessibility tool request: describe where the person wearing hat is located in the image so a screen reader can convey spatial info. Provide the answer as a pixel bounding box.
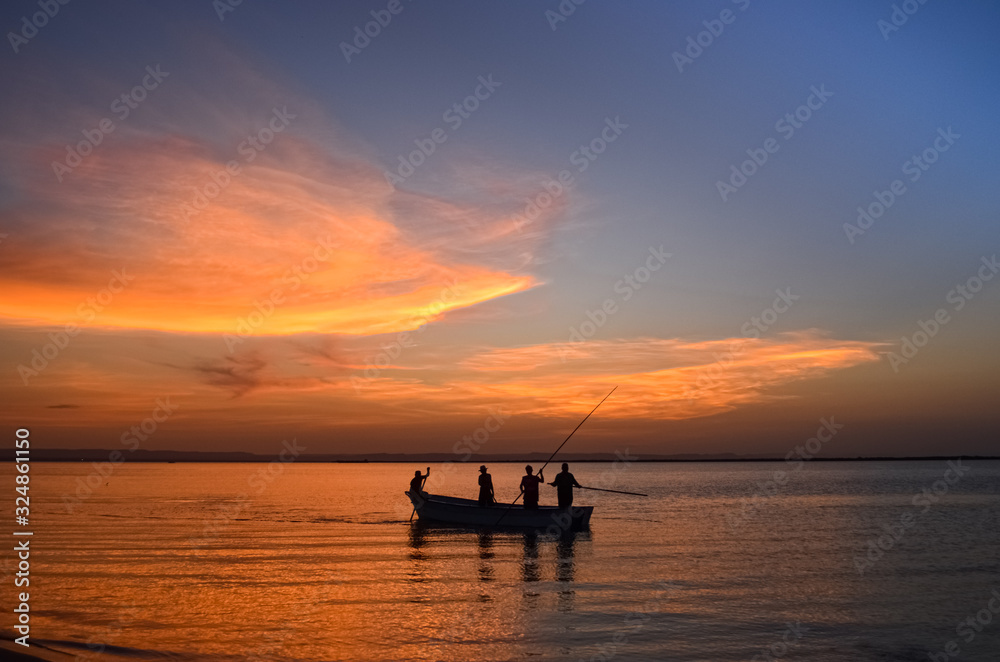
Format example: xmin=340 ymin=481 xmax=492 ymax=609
xmin=477 ymin=465 xmax=495 ymax=507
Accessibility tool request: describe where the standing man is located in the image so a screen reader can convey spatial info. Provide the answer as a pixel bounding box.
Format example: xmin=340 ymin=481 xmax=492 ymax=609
xmin=519 ymin=465 xmax=544 ymax=509
xmin=409 ymin=467 xmax=430 ymax=500
xmin=477 ymin=465 xmax=495 ymax=507
xmin=549 ymin=463 xmax=582 ymax=509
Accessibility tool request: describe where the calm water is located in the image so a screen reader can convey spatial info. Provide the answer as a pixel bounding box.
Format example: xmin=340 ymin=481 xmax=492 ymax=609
xmin=3 ymin=461 xmax=999 ymax=661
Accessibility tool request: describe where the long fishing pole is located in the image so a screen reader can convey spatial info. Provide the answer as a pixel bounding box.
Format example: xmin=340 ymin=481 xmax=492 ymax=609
xmin=536 ymin=385 xmax=618 ymax=477
xmin=577 ymin=485 xmax=647 ymax=497
xmin=493 ymin=386 xmax=618 ymax=527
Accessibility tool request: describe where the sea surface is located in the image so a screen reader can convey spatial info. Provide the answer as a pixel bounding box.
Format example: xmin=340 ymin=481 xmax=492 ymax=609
xmin=3 ymin=460 xmax=999 ymax=661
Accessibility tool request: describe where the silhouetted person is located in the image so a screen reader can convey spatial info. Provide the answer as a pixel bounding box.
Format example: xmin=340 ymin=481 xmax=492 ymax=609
xmin=410 ymin=467 xmax=430 ymax=499
xmin=549 ymin=463 xmax=581 ymax=509
xmin=478 ymin=465 xmax=495 ymax=506
xmin=519 ymin=465 xmax=544 ymax=510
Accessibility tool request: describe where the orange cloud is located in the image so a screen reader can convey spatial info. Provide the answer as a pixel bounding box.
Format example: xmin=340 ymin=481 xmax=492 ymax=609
xmin=0 ymin=45 xmax=568 ymax=340
xmin=0 ymin=326 xmax=883 ymax=444
xmin=0 ymin=131 xmax=548 ymax=336
xmin=349 ymin=331 xmax=883 ymax=420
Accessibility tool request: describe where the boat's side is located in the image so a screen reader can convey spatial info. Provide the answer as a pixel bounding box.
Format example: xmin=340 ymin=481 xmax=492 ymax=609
xmin=406 ymin=491 xmax=592 ymax=530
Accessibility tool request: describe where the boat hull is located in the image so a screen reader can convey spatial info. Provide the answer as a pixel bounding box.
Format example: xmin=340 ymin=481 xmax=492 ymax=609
xmin=406 ymin=492 xmax=592 ymax=531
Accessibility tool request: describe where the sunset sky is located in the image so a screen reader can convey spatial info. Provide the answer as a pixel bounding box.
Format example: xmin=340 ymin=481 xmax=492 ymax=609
xmin=1 ymin=0 xmax=997 ymax=456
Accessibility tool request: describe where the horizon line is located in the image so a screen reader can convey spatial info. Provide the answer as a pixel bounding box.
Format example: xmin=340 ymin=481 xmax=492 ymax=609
xmin=12 ymin=449 xmax=999 ymax=463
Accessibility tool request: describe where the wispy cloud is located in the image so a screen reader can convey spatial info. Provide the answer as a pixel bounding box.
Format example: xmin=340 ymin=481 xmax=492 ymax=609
xmin=191 ymin=354 xmax=269 ymax=398
xmin=0 ymin=51 xmax=556 ymax=339
xmin=347 ymin=331 xmax=883 ymax=420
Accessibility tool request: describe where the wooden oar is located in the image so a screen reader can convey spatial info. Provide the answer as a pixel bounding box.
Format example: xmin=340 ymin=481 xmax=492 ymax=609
xmin=577 ymin=485 xmax=648 ymax=497
xmin=493 ymin=386 xmax=618 ymax=526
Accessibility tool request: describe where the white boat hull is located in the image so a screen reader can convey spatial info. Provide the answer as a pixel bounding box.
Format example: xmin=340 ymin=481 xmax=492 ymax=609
xmin=406 ymin=492 xmax=592 ymax=531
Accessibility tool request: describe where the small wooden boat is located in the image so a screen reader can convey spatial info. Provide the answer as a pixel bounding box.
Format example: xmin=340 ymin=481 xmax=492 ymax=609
xmin=406 ymin=491 xmax=593 ymax=531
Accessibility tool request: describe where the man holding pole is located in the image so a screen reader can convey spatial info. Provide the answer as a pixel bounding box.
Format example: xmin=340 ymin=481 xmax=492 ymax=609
xmin=519 ymin=465 xmax=544 ymax=509
xmin=493 ymin=387 xmax=616 ymax=526
xmin=409 ymin=467 xmax=430 ymax=501
xmin=549 ymin=463 xmax=582 ymax=509
xmin=407 ymin=466 xmax=431 ymax=522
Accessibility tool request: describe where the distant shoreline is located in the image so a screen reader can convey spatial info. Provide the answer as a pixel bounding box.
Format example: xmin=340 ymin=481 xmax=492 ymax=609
xmin=8 ymin=449 xmax=999 ymax=463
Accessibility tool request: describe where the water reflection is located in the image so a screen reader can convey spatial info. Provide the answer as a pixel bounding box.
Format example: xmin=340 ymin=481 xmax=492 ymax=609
xmin=33 ymin=462 xmax=998 ymax=661
xmin=556 ymin=530 xmax=578 ymax=612
xmin=406 ymin=523 xmax=429 ymax=585
xmin=405 ymin=522 xmax=588 ymax=609
xmin=477 ymin=530 xmax=495 ymax=583
xmin=521 ymin=531 xmax=540 ymax=584
xmin=407 ymin=522 xmax=428 ymax=558
xmin=556 ymin=530 xmax=577 ymax=584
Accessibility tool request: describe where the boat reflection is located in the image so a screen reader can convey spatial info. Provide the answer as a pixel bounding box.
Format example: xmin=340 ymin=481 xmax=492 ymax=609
xmin=556 ymin=529 xmax=578 ymax=584
xmin=405 ymin=521 xmax=429 ymax=584
xmin=477 ymin=529 xmax=495 ymax=583
xmin=556 ymin=530 xmax=578 ymax=611
xmin=407 ymin=521 xmax=428 ymax=559
xmin=406 ymin=521 xmax=589 ymax=602
xmin=521 ymin=531 xmax=540 ymax=584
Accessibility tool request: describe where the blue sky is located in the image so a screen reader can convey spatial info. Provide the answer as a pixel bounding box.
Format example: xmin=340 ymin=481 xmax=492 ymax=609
xmin=1 ymin=0 xmax=997 ymax=455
